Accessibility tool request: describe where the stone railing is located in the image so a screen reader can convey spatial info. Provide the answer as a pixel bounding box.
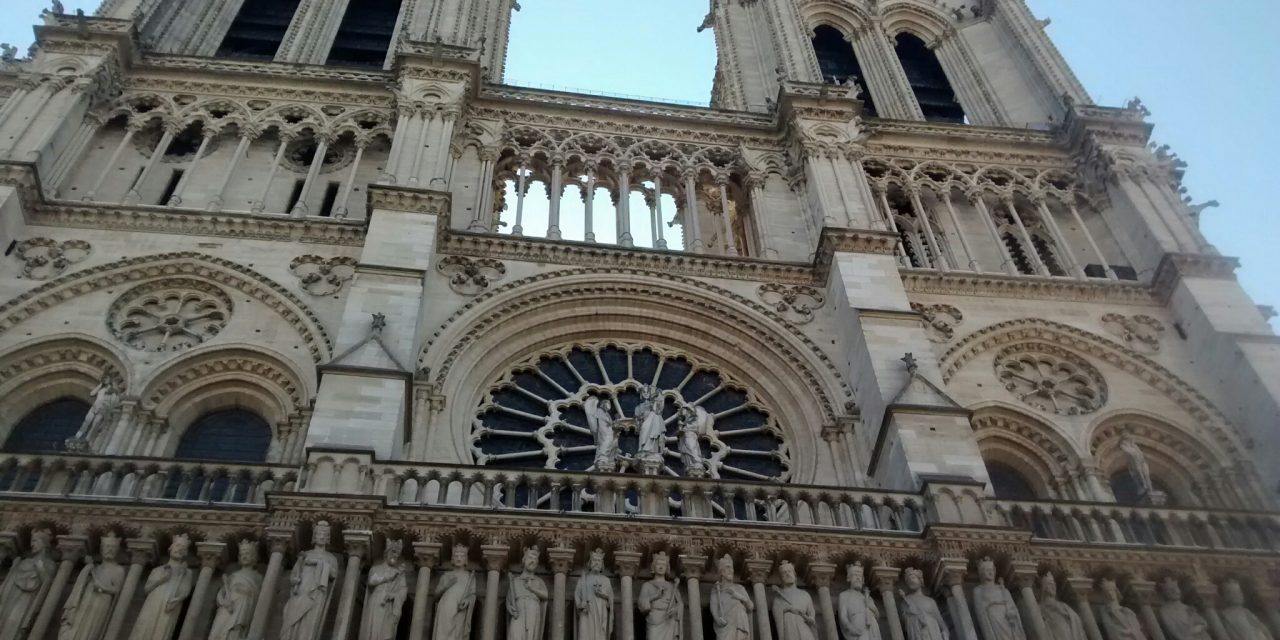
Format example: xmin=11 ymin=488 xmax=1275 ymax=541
xmin=0 ymin=452 xmax=297 ymax=506
xmin=302 ymin=452 xmax=930 ymax=534
xmin=994 ymin=498 xmax=1280 ymax=553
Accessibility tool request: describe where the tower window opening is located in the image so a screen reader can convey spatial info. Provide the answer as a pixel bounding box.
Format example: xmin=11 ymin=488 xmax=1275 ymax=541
xmin=157 ymin=169 xmax=184 ymax=206
xmin=327 ymin=0 xmax=403 ymax=67
xmin=286 ymin=179 xmax=306 ymax=213
xmin=811 ymin=25 xmax=877 ymax=116
xmin=216 ymin=0 xmax=303 ymax=61
xmin=318 ymin=182 xmax=341 ymax=218
xmin=894 ymin=33 xmax=966 ymax=124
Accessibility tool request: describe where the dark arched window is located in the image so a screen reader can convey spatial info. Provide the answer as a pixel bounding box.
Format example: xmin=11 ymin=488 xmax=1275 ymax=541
xmin=987 ymin=461 xmax=1038 ymax=500
xmin=811 ymin=25 xmax=877 ymax=116
xmin=175 ymin=409 xmax=272 ymax=463
xmin=894 ymin=33 xmax=966 ymax=123
xmin=1110 ymin=470 xmax=1177 ymax=507
xmin=3 ymin=398 xmax=90 ymax=453
xmin=216 ymin=0 xmax=303 ymax=61
xmin=327 ymin=0 xmax=404 ymax=67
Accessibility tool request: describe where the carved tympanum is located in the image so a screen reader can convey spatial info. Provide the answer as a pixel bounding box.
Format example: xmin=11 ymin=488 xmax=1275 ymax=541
xmin=911 ymin=303 xmax=963 ymax=343
xmin=438 ymin=256 xmax=506 ymax=295
xmin=289 ymin=255 xmax=357 ymax=296
xmin=108 ymin=279 xmax=232 ymax=352
xmin=994 ymin=345 xmax=1106 ymax=415
xmin=13 ymin=238 xmax=90 ymax=280
xmin=758 ymin=284 xmax=825 ymax=324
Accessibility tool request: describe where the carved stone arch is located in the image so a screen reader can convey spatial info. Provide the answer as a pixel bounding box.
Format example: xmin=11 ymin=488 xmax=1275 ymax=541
xmin=417 ymin=269 xmax=853 ymax=482
xmin=0 ymin=252 xmax=333 ymax=364
xmin=1086 ymin=411 xmax=1233 ymax=507
xmin=0 ymin=335 xmax=130 ymax=445
xmin=879 ymin=3 xmax=953 ymax=42
xmin=970 ymin=403 xmax=1083 ymax=499
xmin=139 ymin=345 xmax=310 ymax=458
xmin=259 ymin=104 xmax=329 ymax=131
xmin=972 ymin=166 xmax=1034 ymax=193
xmin=799 ymin=2 xmax=873 ymax=36
xmin=941 ymin=318 xmax=1250 ymax=461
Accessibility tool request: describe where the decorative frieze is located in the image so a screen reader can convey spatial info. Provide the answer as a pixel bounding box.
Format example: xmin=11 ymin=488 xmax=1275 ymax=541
xmin=757 ymin=283 xmax=825 ymax=325
xmin=107 ymin=278 xmax=233 ymax=352
xmin=994 ymin=343 xmax=1107 ymax=416
xmin=910 ymin=302 xmax=963 ymax=343
xmin=437 ymin=256 xmax=506 ymax=295
xmin=12 ymin=237 xmax=90 ymax=280
xmin=290 ymin=255 xmax=357 ymax=296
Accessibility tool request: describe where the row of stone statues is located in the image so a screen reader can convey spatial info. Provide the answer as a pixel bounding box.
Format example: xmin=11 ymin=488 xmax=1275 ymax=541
xmin=585 ymin=387 xmax=713 ymax=476
xmin=0 ymin=528 xmax=1273 ymax=640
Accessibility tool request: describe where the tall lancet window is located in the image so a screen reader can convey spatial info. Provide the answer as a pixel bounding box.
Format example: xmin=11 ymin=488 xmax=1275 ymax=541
xmin=810 ymin=25 xmax=877 ymax=117
xmin=894 ymin=33 xmax=966 ymax=124
xmin=327 ymin=0 xmax=404 ymax=67
xmin=216 ymin=0 xmax=303 ymax=60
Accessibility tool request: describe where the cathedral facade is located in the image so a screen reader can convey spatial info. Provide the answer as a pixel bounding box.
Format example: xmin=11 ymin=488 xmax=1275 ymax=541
xmin=0 ymin=0 xmax=1277 ymax=639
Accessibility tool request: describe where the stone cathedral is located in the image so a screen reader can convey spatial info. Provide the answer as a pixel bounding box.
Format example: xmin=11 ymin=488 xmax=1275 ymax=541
xmin=0 ymin=0 xmax=1277 ymax=639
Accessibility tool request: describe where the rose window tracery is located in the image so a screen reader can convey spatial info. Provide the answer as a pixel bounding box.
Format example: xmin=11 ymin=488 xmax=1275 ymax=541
xmin=108 ymin=279 xmax=233 ymax=352
xmin=473 ymin=343 xmax=791 ymax=481
xmin=994 ymin=345 xmax=1107 ymax=415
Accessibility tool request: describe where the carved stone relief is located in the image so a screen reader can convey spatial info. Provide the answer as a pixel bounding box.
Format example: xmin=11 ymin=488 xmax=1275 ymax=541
xmin=994 ymin=344 xmax=1107 ymax=415
xmin=1101 ymin=313 xmax=1164 ymax=353
xmin=910 ymin=302 xmax=963 ymax=343
xmin=12 ymin=238 xmax=90 ymax=280
xmin=757 ymin=284 xmax=825 ymax=325
xmin=108 ymin=278 xmax=232 ymax=352
xmin=289 ymin=255 xmax=357 ymax=296
xmin=438 ymin=256 xmax=506 ymax=295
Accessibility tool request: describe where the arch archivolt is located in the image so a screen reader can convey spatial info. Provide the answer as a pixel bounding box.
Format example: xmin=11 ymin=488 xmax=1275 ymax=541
xmin=417 ymin=269 xmax=853 ymax=482
xmin=970 ymin=403 xmax=1085 ymax=499
xmin=878 ymin=3 xmax=952 ymax=42
xmin=798 ymin=2 xmax=873 ymax=36
xmin=942 ymin=318 xmax=1250 ymax=464
xmin=0 ymin=336 xmax=130 ymax=444
xmin=0 ymin=252 xmax=333 ymax=364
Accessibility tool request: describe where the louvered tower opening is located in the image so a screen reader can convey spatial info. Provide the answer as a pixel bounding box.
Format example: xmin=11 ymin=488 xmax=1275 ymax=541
xmin=216 ymin=0 xmax=302 ymax=60
xmin=327 ymin=0 xmax=403 ymax=67
xmin=810 ymin=25 xmax=877 ymax=117
xmin=895 ymin=33 xmax=966 ymax=123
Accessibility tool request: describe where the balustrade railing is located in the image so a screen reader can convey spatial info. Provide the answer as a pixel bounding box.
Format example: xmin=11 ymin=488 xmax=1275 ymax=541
xmin=995 ymin=499 xmax=1280 ymax=553
xmin=0 ymin=452 xmax=297 ymax=506
xmin=303 ymin=456 xmax=925 ymax=534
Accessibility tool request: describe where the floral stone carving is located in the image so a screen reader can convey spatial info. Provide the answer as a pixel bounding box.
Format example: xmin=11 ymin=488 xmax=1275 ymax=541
xmin=910 ymin=303 xmax=963 ymax=343
xmin=290 ymin=255 xmax=357 ymax=296
xmin=757 ymin=284 xmax=825 ymax=325
xmin=108 ymin=279 xmax=233 ymax=352
xmin=994 ymin=344 xmax=1107 ymax=415
xmin=1101 ymin=313 xmax=1165 ymax=353
xmin=13 ymin=238 xmax=90 ymax=280
xmin=438 ymin=256 xmax=506 ymax=295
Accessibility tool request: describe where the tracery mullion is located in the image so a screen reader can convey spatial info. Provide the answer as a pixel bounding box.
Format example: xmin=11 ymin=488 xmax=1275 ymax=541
xmin=491 ymin=405 xmax=547 ymax=423
xmin=593 ymin=351 xmax=613 ymax=386
xmin=530 ymin=368 xmax=573 ymax=399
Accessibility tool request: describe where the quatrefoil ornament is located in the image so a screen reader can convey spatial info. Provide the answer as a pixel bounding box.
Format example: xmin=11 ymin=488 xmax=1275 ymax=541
xmin=289 ymin=255 xmax=357 ymax=296
xmin=757 ymin=283 xmax=825 ymax=325
xmin=13 ymin=238 xmax=90 ymax=280
xmin=438 ymin=256 xmax=506 ymax=295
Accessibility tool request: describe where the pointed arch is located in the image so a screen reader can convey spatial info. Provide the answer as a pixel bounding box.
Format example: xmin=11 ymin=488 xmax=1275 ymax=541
xmin=0 ymin=335 xmax=130 ymax=448
xmin=970 ymin=403 xmax=1084 ymax=500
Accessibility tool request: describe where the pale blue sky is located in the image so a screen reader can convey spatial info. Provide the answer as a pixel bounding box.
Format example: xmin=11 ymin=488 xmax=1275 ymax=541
xmin=4 ymin=0 xmax=1276 ymax=322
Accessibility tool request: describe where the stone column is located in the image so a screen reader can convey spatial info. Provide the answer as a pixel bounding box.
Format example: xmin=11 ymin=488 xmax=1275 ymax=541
xmin=177 ymin=541 xmax=227 ymax=640
xmin=940 ymin=564 xmax=979 ymax=640
xmin=1011 ymin=565 xmax=1051 ymax=640
xmin=207 ymin=128 xmax=256 ymax=212
xmin=103 ymin=538 xmax=156 ymax=640
xmin=809 ymin=562 xmax=840 ymax=640
xmin=123 ymin=123 xmax=177 ymax=205
xmin=615 ymin=550 xmax=642 ymax=640
xmin=745 ymin=558 xmax=774 ymax=640
xmin=332 ymin=136 xmax=368 ymax=219
xmin=968 ymin=190 xmax=1017 ymax=275
xmin=1065 ymin=199 xmax=1116 ymax=279
xmin=470 ymin=150 xmax=497 ymax=231
xmin=1033 ymin=194 xmax=1084 ymax=279
xmin=1129 ymin=581 xmax=1168 ymax=640
xmin=1191 ymin=582 xmax=1229 ymax=640
xmin=28 ymin=534 xmax=89 ymax=640
xmin=617 ymin=166 xmax=634 ymax=247
xmin=512 ymin=156 xmax=529 ymax=236
xmin=408 ymin=542 xmax=441 ymax=640
xmin=547 ymin=157 xmax=565 ymax=240
xmin=873 ymin=566 xmax=906 ymax=640
xmin=83 ymin=121 xmax=137 ymax=202
xmin=1000 ymin=194 xmax=1048 ymax=276
xmin=291 ymin=132 xmax=333 ymax=216
xmin=252 ymin=131 xmax=294 ymax=213
xmin=480 ymin=544 xmax=509 ymax=640
xmin=246 ymin=530 xmax=292 ymax=640
xmin=331 ymin=530 xmax=371 ymax=640
xmin=168 ymin=127 xmax=216 ymax=207
xmin=681 ymin=555 xmax=708 ymax=640
xmin=715 ymin=174 xmax=737 ymax=256
xmin=1065 ymin=577 xmax=1104 ymax=640
xmin=548 ymin=546 xmax=575 ymax=640
xmin=652 ymin=171 xmax=667 ymax=249
xmin=907 ymin=185 xmax=949 ymax=271
xmin=583 ymin=166 xmax=598 ymax=242
xmin=683 ymin=168 xmax=704 ymax=251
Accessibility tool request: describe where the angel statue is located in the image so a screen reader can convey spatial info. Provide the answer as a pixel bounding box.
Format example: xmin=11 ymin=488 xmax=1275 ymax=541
xmin=677 ymin=405 xmax=711 ymax=477
xmin=585 ymin=396 xmax=619 ymax=472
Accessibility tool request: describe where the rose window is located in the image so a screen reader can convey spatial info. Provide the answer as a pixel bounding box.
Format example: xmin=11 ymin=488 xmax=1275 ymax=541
xmin=473 ymin=343 xmax=791 ymax=481
xmin=994 ymin=345 xmax=1106 ymax=415
xmin=108 ymin=279 xmax=232 ymax=352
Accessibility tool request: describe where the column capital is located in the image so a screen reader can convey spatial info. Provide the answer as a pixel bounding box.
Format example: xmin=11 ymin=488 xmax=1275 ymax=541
xmin=481 ymin=544 xmax=510 ymax=571
xmin=1189 ymin=580 xmax=1220 ymax=607
xmin=808 ymin=561 xmax=837 ymax=588
xmin=56 ymin=534 xmax=90 ymax=563
xmin=197 ymin=542 xmax=227 ymax=568
xmin=342 ymin=530 xmax=373 ymax=559
xmin=265 ymin=527 xmax=293 ymax=555
xmin=412 ymin=542 xmax=442 ymax=568
xmin=934 ymin=559 xmax=968 ymax=590
xmin=745 ymin=558 xmax=773 ymax=584
xmin=0 ymin=531 xmax=19 ymax=557
xmin=679 ymin=554 xmax=708 ymax=580
xmin=126 ymin=538 xmax=158 ymax=566
xmin=547 ymin=547 xmax=576 ymax=574
xmin=1127 ymin=579 xmax=1158 ymax=605
xmin=613 ymin=550 xmax=643 ymax=577
xmin=872 ymin=565 xmax=901 ymax=592
xmin=1008 ymin=562 xmax=1040 ymax=590
xmin=1064 ymin=575 xmax=1096 ymax=601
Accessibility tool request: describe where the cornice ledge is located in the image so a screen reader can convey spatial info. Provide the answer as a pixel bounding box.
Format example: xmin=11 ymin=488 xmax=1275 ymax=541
xmin=478 ymin=85 xmax=773 ymax=128
xmin=137 ymin=54 xmax=394 ymax=85
xmin=437 ymin=228 xmax=816 ymax=285
xmin=867 ymin=118 xmax=1058 ymax=146
xmin=900 ymin=269 xmax=1158 ymax=305
xmin=1152 ymin=252 xmax=1241 ymax=303
xmin=1059 ymin=102 xmax=1154 ymax=150
xmin=366 ymin=184 xmax=450 ymax=215
xmin=814 ymin=227 xmax=902 ymax=280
